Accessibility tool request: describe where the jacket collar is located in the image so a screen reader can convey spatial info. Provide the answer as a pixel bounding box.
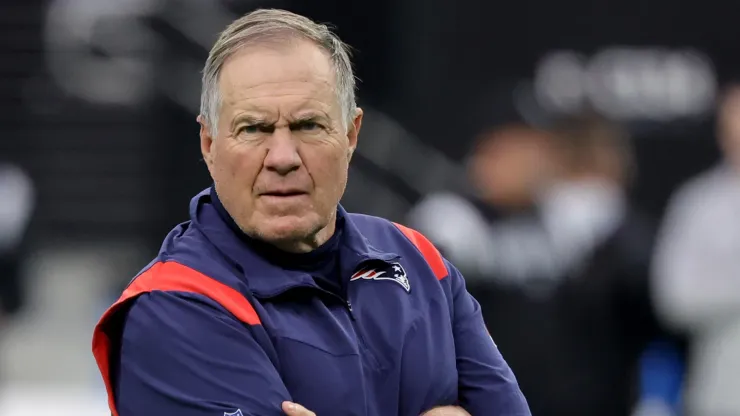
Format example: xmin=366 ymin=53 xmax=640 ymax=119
xmin=188 ymin=188 xmax=399 ymax=298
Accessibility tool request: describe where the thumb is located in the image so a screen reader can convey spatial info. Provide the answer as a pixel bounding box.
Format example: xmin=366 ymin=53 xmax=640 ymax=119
xmin=282 ymin=401 xmax=317 ymax=416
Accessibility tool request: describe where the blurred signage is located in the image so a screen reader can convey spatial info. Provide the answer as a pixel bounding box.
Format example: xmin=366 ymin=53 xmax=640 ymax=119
xmin=42 ymin=0 xmax=258 ymax=112
xmin=43 ymin=0 xmax=164 ymax=106
xmin=533 ymin=48 xmax=717 ymax=122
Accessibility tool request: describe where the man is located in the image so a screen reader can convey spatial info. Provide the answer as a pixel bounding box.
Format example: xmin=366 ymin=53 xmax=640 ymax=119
xmin=91 ymin=9 xmax=529 ymax=416
xmin=409 ymin=114 xmax=681 ymax=416
xmin=652 ymin=84 xmax=740 ymax=416
xmin=408 ymin=123 xmax=554 ymax=270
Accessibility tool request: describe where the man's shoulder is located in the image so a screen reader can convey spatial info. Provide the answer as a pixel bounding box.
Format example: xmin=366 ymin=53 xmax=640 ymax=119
xmin=109 ymin=222 xmax=254 ymax=331
xmin=346 ymin=212 xmax=450 ymax=281
xmin=140 ymin=221 xmax=245 ymax=292
xmin=123 ymin=290 xmax=242 ymax=332
xmin=346 ymin=212 xmax=420 ymax=250
xmin=107 ymin=289 xmax=264 ymax=386
xmin=672 ymin=165 xmax=733 ymax=205
xmin=107 ymin=260 xmax=262 ymax=341
xmin=661 ymin=165 xmax=735 ymax=226
xmin=345 ymin=211 xmax=395 ymax=230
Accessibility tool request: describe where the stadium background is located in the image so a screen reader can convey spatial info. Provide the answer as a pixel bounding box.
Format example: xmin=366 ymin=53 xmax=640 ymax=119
xmin=0 ymin=0 xmax=734 ymax=414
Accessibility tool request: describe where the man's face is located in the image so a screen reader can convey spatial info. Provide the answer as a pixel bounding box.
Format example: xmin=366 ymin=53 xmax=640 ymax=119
xmin=199 ymin=39 xmax=362 ymax=252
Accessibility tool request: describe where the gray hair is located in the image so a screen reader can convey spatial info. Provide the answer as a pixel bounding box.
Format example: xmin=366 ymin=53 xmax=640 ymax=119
xmin=199 ymin=9 xmax=357 ymax=136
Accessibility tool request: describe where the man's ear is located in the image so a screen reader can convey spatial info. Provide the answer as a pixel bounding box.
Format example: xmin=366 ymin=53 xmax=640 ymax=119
xmin=197 ymin=115 xmax=215 ymax=172
xmin=347 ymin=108 xmax=363 ymax=158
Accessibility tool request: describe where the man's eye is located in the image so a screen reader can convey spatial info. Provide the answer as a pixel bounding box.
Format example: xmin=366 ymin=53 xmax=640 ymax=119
xmin=296 ymin=121 xmax=322 ymax=131
xmin=240 ymin=125 xmax=260 ymax=134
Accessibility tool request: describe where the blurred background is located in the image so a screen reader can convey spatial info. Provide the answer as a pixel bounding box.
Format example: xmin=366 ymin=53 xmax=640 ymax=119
xmin=1 ymin=0 xmax=739 ymax=414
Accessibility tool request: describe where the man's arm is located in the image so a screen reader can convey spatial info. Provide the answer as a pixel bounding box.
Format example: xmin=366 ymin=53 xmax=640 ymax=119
xmin=445 ymin=259 xmax=531 ymax=416
xmin=114 ymin=290 xmax=292 ymax=416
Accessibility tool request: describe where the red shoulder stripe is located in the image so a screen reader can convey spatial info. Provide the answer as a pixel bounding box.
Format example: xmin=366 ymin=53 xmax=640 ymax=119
xmin=393 ymin=223 xmax=448 ymax=280
xmin=91 ymin=261 xmax=260 ymax=416
xmin=121 ymin=261 xmax=260 ymax=325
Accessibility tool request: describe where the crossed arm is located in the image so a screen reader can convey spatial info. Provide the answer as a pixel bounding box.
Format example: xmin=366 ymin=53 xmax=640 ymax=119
xmin=283 ymin=401 xmax=471 ymax=416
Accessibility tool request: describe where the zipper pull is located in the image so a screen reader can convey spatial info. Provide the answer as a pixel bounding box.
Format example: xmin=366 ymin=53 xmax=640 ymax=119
xmin=346 ymin=302 xmax=356 ymax=320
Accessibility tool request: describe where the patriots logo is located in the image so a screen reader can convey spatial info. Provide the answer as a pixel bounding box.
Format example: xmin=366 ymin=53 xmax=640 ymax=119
xmin=351 ymin=262 xmax=410 ymax=292
xmin=224 ymin=410 xmax=244 ymax=416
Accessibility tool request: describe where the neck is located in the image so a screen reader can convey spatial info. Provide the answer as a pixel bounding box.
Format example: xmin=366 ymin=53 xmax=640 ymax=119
xmin=270 ymin=216 xmax=338 ymax=253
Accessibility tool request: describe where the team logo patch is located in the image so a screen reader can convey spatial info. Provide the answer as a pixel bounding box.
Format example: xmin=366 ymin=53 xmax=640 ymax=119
xmin=351 ymin=262 xmax=410 ymax=292
xmin=224 ymin=410 xmax=244 ymax=416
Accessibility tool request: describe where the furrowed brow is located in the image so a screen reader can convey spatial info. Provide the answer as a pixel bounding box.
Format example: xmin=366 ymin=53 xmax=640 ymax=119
xmin=231 ymin=114 xmax=272 ymax=130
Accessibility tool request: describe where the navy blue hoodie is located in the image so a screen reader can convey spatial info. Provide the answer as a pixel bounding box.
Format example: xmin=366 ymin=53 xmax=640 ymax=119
xmin=92 ymin=188 xmax=529 ymax=416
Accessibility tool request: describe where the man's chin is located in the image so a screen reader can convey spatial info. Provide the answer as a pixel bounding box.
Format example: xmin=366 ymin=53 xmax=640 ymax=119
xmin=252 ymin=215 xmax=325 ymax=250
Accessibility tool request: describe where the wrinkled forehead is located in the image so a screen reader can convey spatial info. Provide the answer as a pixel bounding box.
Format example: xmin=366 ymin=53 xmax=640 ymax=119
xmin=218 ymin=41 xmax=339 ymax=109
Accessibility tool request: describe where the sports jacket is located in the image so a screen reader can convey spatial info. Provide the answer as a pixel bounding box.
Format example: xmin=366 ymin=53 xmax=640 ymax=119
xmin=92 ymin=188 xmax=529 ymax=416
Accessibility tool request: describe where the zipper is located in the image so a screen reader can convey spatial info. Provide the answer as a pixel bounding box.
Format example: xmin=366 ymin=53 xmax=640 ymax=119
xmin=342 ymin=299 xmax=382 ymax=369
xmin=255 ymin=282 xmax=354 ymax=318
xmin=303 ymin=286 xmax=357 ymax=322
xmin=346 ymin=301 xmax=356 ymax=320
xmin=317 ymin=293 xmax=377 ymax=366
xmin=320 ymin=289 xmax=357 ymax=322
xmin=256 ymin=283 xmax=381 ymax=368
xmin=330 ymin=292 xmax=380 ymax=368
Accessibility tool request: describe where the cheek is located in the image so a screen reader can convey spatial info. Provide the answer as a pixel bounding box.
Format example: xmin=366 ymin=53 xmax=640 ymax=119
xmin=306 ymin=146 xmax=349 ymax=195
xmin=212 ymin=142 xmax=263 ymax=189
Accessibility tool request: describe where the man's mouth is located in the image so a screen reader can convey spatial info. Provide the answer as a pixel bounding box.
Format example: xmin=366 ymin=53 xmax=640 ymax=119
xmin=260 ymin=190 xmax=307 ymax=197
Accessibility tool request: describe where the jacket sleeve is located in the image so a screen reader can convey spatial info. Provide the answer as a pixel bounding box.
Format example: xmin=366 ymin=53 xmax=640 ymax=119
xmin=113 ymin=290 xmax=291 ymax=416
xmin=446 ymin=259 xmax=531 ymax=415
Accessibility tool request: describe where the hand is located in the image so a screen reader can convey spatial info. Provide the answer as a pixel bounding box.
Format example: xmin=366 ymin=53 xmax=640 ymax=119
xmin=421 ymin=406 xmax=471 ymax=416
xmin=282 ymin=401 xmax=316 ymax=416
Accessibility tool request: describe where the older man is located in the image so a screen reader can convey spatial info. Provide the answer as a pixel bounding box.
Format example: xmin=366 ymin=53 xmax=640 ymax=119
xmin=92 ymin=9 xmax=529 ymax=416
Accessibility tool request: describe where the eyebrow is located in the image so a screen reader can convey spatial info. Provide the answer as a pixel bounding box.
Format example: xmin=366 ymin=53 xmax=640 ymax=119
xmin=291 ymin=112 xmax=331 ymax=124
xmin=231 ymin=114 xmax=272 ymax=130
xmin=232 ymin=114 xmax=267 ymax=125
xmin=230 ymin=111 xmax=332 ymax=130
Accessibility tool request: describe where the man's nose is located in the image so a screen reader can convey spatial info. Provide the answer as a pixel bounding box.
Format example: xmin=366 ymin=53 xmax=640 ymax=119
xmin=263 ymin=128 xmax=302 ymax=175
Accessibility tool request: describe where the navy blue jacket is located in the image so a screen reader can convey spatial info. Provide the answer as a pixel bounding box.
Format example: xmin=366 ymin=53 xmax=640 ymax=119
xmin=92 ymin=189 xmax=529 ymax=416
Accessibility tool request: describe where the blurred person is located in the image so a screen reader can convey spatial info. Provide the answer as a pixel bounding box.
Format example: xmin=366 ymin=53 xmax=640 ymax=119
xmin=652 ymin=84 xmax=740 ymax=416
xmin=91 ymin=9 xmax=530 ymax=416
xmin=409 ymin=113 xmax=679 ymax=416
xmin=469 ymin=124 xmax=554 ymax=213
xmin=408 ymin=124 xmax=554 ymax=271
xmin=0 ymin=162 xmax=34 ymax=322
